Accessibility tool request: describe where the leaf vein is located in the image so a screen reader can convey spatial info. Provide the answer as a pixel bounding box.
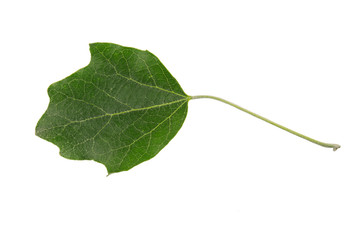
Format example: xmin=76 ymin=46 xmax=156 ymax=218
xmin=92 ymin=45 xmax=186 ymax=98
xmin=36 ymin=99 xmax=187 ymax=134
xmin=109 ymin=101 xmax=187 ymax=166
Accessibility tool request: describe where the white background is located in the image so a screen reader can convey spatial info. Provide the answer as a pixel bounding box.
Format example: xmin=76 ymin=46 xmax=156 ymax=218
xmin=1 ymin=0 xmax=359 ymax=239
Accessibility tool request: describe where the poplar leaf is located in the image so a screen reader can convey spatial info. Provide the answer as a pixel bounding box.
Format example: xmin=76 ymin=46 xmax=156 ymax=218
xmin=36 ymin=43 xmax=340 ymax=175
xmin=36 ymin=43 xmax=189 ymax=174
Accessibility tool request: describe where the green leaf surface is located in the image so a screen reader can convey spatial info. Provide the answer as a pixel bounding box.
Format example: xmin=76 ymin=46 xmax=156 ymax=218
xmin=36 ymin=43 xmax=189 ymax=174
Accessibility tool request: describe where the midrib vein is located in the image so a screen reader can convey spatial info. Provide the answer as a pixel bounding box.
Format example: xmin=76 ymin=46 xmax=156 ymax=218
xmin=36 ymin=98 xmax=187 ymax=134
xmin=110 ymin=98 xmax=186 ymax=117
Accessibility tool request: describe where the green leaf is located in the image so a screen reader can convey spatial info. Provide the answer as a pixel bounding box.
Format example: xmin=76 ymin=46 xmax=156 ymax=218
xmin=37 ymin=43 xmax=340 ymax=175
xmin=36 ymin=43 xmax=190 ymax=174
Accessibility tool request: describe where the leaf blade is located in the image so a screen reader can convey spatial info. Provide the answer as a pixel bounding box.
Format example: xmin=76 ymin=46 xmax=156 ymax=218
xmin=36 ymin=43 xmax=189 ymax=174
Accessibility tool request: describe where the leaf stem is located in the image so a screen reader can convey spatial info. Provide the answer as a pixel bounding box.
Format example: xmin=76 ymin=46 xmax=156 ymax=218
xmin=190 ymin=95 xmax=340 ymax=151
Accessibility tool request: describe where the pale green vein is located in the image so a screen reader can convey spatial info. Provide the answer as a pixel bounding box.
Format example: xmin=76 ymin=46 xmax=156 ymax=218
xmin=69 ymin=115 xmax=113 ymax=153
xmin=134 ymin=52 xmax=158 ymax=87
xmin=107 ymin=100 xmax=187 ymax=168
xmin=92 ymin=45 xmax=187 ymax=98
xmin=75 ymin=78 xmax=133 ymax=110
xmin=53 ymin=89 xmax=108 ymax=114
xmin=36 ymin=98 xmax=188 ymax=134
xmin=148 ymin=52 xmax=174 ymax=92
xmin=111 ymin=101 xmax=185 ymax=156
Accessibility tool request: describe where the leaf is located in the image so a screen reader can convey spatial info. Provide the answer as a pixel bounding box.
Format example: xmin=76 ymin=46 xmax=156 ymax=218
xmin=36 ymin=43 xmax=190 ymax=174
xmin=36 ymin=43 xmax=341 ymax=175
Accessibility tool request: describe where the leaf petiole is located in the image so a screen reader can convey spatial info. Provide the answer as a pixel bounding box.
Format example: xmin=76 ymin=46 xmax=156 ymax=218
xmin=190 ymin=95 xmax=340 ymax=151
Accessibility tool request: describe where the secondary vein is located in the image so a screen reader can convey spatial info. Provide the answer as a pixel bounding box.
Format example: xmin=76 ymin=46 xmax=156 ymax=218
xmin=93 ymin=45 xmax=187 ymax=98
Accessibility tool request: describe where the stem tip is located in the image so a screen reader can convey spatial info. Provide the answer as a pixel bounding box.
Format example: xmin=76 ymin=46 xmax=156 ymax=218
xmin=332 ymin=144 xmax=341 ymax=151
